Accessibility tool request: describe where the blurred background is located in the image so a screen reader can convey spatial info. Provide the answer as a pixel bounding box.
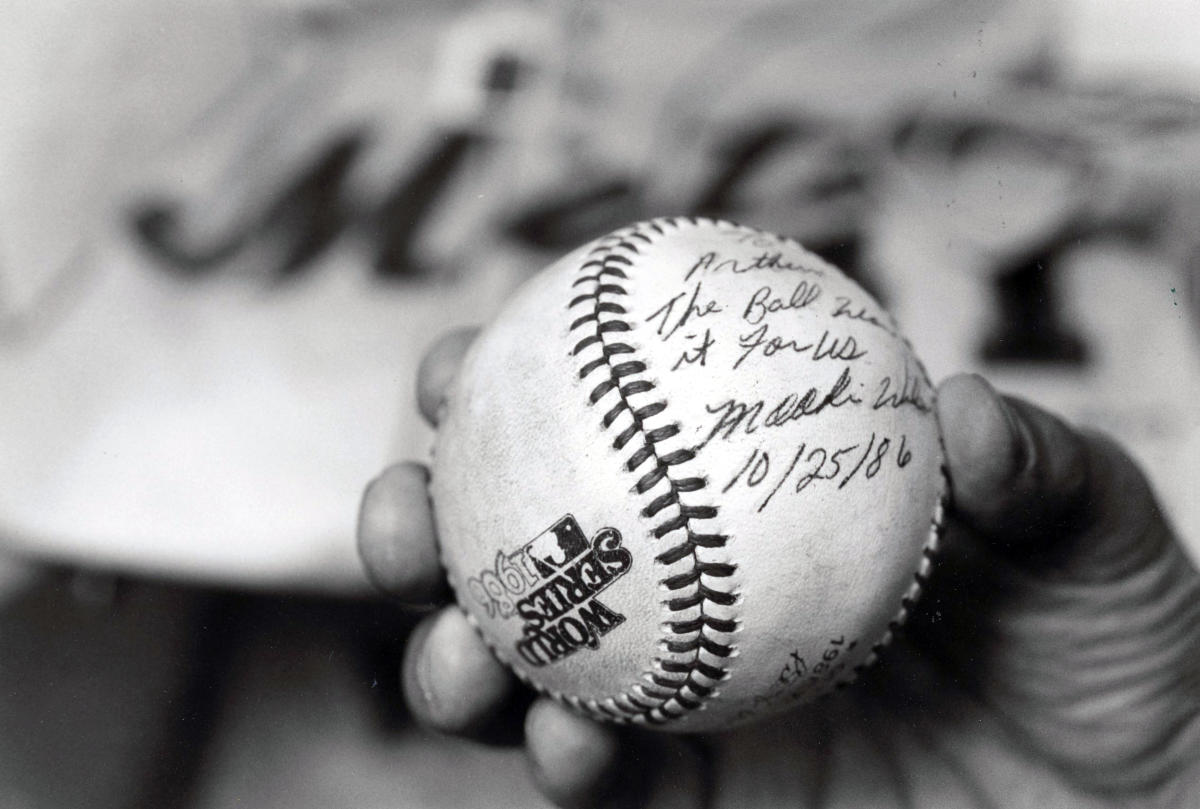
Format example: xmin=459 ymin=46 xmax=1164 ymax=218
xmin=0 ymin=1 xmax=1196 ymax=806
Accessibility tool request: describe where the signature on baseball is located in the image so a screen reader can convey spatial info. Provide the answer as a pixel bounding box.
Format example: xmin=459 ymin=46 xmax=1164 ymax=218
xmin=643 ymin=240 xmax=934 ymax=516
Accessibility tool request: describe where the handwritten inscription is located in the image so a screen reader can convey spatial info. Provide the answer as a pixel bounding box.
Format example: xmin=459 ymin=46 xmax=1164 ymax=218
xmin=700 ymin=368 xmax=862 ymax=448
xmin=685 ymin=250 xmax=826 ymax=283
xmin=742 ymin=281 xmax=822 ymax=325
xmin=720 ymin=228 xmax=789 ymax=250
xmin=671 ymin=328 xmax=716 ymax=370
xmin=722 ymin=433 xmax=913 ymax=512
xmin=610 ymin=235 xmax=937 ymax=722
xmin=638 ymin=245 xmax=934 ymax=473
xmin=646 ymin=281 xmax=723 ymax=341
xmin=734 ymin=325 xmax=866 ymax=370
xmin=873 ymin=367 xmax=934 ymax=413
xmin=831 ymin=295 xmax=897 ymax=336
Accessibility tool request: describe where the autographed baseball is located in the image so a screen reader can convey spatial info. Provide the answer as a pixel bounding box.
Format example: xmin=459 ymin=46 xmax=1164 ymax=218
xmin=431 ymin=217 xmax=945 ymax=732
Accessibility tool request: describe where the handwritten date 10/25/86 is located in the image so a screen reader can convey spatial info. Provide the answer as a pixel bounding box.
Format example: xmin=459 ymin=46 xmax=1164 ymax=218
xmin=722 ymin=433 xmax=913 ymax=513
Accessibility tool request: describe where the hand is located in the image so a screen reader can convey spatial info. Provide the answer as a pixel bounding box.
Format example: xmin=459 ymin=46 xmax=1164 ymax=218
xmin=358 ymin=328 xmax=1200 ymax=808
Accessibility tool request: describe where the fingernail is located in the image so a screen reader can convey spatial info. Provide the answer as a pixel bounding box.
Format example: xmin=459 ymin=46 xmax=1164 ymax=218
xmin=995 ymin=395 xmax=1031 ymax=477
xmin=958 ymin=373 xmax=1029 ymax=484
xmin=409 ymin=616 xmax=442 ymax=720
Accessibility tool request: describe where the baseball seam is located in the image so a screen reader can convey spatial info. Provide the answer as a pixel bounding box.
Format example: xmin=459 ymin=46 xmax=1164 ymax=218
xmin=568 ymin=217 xmax=740 ymax=724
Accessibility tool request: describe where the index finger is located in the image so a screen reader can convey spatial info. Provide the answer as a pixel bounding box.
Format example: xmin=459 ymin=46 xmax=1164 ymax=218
xmin=417 ymin=327 xmax=479 ymax=427
xmin=936 ymin=372 xmax=1091 ymax=556
xmin=936 ymin=372 xmax=1167 ymax=575
xmin=358 ymin=328 xmax=480 ymax=603
xmin=358 ymin=461 xmax=447 ymax=605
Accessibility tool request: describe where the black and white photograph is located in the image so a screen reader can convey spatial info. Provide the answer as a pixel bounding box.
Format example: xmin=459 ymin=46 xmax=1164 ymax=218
xmin=0 ymin=1 xmax=1197 ymax=807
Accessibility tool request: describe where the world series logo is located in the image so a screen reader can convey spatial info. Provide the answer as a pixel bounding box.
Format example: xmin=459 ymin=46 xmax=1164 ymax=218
xmin=465 ymin=515 xmax=632 ymax=667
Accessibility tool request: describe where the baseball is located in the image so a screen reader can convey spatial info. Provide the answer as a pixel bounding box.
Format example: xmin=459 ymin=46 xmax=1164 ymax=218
xmin=430 ymin=217 xmax=946 ymax=733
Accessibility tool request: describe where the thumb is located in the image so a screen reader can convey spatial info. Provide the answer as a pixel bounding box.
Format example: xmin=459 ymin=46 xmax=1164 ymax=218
xmin=936 ymin=372 xmax=1170 ymax=578
xmin=930 ymin=373 xmax=1200 ymax=794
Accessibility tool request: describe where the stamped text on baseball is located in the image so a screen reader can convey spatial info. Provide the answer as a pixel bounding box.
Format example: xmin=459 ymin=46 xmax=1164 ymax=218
xmin=466 ymin=515 xmax=633 ymax=667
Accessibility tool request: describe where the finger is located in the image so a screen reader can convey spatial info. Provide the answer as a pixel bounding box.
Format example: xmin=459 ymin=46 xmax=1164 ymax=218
xmin=525 ymin=700 xmax=708 ymax=809
xmin=936 ymin=373 xmax=1176 ymax=580
xmin=402 ymin=606 xmax=524 ymax=742
xmin=357 ymin=461 xmax=448 ymax=606
xmin=525 ymin=700 xmax=624 ymax=809
xmin=933 ymin=375 xmax=1199 ymax=793
xmin=417 ymin=327 xmax=479 ymax=427
xmin=936 ymin=373 xmax=1092 ymax=555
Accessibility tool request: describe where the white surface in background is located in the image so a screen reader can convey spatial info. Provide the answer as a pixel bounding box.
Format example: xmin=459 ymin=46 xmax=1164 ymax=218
xmin=1062 ymin=0 xmax=1200 ymax=84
